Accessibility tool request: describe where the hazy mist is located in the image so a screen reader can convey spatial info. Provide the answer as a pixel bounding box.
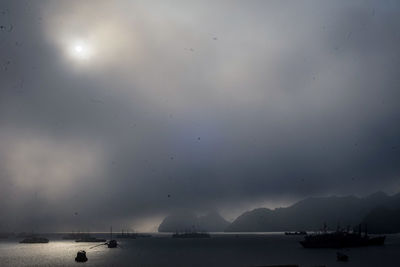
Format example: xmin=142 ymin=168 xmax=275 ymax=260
xmin=1 ymin=0 xmax=400 ymax=232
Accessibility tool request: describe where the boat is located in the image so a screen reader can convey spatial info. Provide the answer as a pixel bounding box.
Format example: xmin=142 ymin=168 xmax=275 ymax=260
xmin=87 ymin=227 xmax=119 ymax=248
xmin=89 ymin=239 xmax=118 ymax=249
xmin=107 ymin=239 xmax=118 ymax=248
xmin=284 ymin=231 xmax=307 ymax=235
xmin=62 ymin=232 xmax=91 ymax=240
xmin=300 ymin=224 xmax=385 ymax=248
xmin=75 ymin=250 xmax=88 ymax=262
xmin=172 ymin=232 xmax=211 ymax=238
xmin=337 ymin=252 xmax=349 ymax=262
xmin=20 ymin=236 xmax=49 ymax=243
xmin=116 ymin=229 xmax=152 ymax=239
xmin=116 ymin=230 xmax=136 ymax=239
xmin=106 ymin=227 xmax=118 ymax=248
xmin=75 ymin=237 xmax=106 ymax=242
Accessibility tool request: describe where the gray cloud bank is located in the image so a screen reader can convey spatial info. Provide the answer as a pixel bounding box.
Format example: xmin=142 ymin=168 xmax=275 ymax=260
xmin=0 ymin=0 xmax=400 ymax=231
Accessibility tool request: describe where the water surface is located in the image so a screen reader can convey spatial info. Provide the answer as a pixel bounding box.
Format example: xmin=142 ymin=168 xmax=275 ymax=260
xmin=1 ymin=233 xmax=399 ymax=266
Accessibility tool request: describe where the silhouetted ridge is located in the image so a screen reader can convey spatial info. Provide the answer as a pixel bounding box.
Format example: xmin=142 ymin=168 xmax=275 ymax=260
xmin=226 ymin=192 xmax=400 ymax=233
xmin=158 ymin=211 xmax=229 ymax=232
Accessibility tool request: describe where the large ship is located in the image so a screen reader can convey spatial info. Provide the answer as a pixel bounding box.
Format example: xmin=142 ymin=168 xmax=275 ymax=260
xmin=300 ymin=224 xmax=385 ymax=248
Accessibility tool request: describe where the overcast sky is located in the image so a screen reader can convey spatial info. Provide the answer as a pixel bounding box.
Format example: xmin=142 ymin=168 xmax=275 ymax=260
xmin=1 ymin=0 xmax=400 ymax=232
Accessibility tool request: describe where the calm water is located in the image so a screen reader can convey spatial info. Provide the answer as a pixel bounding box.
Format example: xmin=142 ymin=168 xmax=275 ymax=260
xmin=1 ymin=233 xmax=400 ymax=267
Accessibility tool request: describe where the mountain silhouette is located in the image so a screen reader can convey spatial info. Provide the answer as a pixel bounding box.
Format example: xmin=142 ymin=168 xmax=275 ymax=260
xmin=226 ymin=192 xmax=399 ymax=233
xmin=362 ymin=192 xmax=400 ymax=233
xmin=158 ymin=211 xmax=230 ymax=232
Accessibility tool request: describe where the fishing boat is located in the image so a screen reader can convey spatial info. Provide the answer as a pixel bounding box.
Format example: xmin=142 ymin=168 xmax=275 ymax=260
xmin=300 ymin=224 xmax=385 ymax=248
xmin=107 ymin=227 xmax=118 ymax=248
xmin=107 ymin=239 xmax=118 ymax=248
xmin=90 ymin=227 xmax=118 ymax=248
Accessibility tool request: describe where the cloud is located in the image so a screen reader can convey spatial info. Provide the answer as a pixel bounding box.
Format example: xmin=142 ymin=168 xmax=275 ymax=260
xmin=1 ymin=0 xmax=400 ymax=231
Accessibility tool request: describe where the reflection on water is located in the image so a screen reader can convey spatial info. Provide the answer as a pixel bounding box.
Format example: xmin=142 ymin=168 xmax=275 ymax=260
xmin=1 ymin=233 xmax=400 ymax=267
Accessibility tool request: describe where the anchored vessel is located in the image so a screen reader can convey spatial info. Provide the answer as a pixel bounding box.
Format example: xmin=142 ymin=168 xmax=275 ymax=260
xmin=75 ymin=250 xmax=88 ymax=262
xmin=106 ymin=226 xmax=118 ymax=248
xmin=300 ymin=224 xmax=385 ymax=248
xmin=107 ymin=239 xmax=118 ymax=248
xmin=337 ymin=252 xmax=349 ymax=262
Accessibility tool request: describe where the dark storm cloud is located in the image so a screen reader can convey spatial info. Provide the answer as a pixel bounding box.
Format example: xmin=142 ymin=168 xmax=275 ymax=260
xmin=1 ymin=0 xmax=400 ymax=231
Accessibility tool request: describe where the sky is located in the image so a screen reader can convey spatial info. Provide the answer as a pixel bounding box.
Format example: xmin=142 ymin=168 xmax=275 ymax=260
xmin=0 ymin=0 xmax=400 ymax=232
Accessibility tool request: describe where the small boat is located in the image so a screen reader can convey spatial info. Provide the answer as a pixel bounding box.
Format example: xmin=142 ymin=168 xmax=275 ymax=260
xmin=337 ymin=252 xmax=349 ymax=262
xmin=107 ymin=239 xmax=118 ymax=248
xmin=88 ymin=227 xmax=119 ymax=249
xmin=107 ymin=227 xmax=118 ymax=248
xmin=20 ymin=236 xmax=49 ymax=243
xmin=89 ymin=239 xmax=118 ymax=249
xmin=75 ymin=250 xmax=88 ymax=262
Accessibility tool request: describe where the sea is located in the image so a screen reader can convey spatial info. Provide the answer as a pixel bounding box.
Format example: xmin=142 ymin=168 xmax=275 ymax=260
xmin=1 ymin=233 xmax=400 ymax=267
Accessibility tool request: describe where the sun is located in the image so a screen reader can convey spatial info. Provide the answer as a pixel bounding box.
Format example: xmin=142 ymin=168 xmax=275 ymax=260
xmin=69 ymin=41 xmax=92 ymax=61
xmin=75 ymin=45 xmax=83 ymax=53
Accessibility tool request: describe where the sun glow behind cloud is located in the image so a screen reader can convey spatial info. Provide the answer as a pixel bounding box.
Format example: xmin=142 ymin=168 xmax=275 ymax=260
xmin=43 ymin=1 xmax=139 ymax=70
xmin=68 ymin=40 xmax=92 ymax=61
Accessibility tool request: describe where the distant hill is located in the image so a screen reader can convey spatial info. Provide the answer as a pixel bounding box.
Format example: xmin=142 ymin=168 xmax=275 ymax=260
xmin=362 ymin=193 xmax=400 ymax=233
xmin=158 ymin=211 xmax=230 ymax=232
xmin=226 ymin=192 xmax=399 ymax=233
